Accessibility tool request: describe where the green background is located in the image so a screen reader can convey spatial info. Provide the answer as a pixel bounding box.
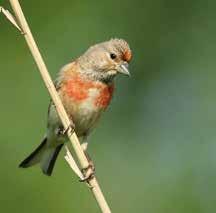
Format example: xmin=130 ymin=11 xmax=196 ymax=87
xmin=1 ymin=0 xmax=216 ymax=212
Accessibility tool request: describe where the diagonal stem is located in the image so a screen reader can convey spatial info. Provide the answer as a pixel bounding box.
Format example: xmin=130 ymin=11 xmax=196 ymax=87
xmin=7 ymin=0 xmax=111 ymax=212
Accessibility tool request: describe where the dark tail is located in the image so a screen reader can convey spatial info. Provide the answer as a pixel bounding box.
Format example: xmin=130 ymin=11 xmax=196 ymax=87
xmin=19 ymin=137 xmax=63 ymax=176
xmin=40 ymin=143 xmax=63 ymax=176
xmin=19 ymin=137 xmax=47 ymax=168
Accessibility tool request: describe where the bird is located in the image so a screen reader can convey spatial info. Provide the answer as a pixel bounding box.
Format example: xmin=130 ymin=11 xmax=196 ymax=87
xmin=19 ymin=38 xmax=132 ymax=177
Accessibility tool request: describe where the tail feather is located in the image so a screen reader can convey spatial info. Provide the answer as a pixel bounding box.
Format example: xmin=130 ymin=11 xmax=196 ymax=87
xmin=19 ymin=137 xmax=47 ymax=168
xmin=40 ymin=144 xmax=63 ymax=176
xmin=19 ymin=137 xmax=63 ymax=176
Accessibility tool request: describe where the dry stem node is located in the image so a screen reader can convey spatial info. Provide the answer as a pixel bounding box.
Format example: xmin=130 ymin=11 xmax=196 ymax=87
xmin=0 ymin=6 xmax=22 ymax=32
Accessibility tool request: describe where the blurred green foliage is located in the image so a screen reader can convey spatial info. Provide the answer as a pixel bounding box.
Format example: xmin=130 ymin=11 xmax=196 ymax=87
xmin=1 ymin=0 xmax=216 ymax=212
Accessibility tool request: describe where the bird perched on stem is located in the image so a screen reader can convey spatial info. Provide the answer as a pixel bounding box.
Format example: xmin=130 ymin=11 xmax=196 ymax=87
xmin=19 ymin=38 xmax=132 ymax=178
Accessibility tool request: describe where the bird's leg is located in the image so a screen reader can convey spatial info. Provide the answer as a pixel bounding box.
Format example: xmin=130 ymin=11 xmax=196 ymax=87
xmin=83 ymin=150 xmax=95 ymax=172
xmin=81 ymin=142 xmax=95 ymax=171
xmin=80 ymin=142 xmax=95 ymax=182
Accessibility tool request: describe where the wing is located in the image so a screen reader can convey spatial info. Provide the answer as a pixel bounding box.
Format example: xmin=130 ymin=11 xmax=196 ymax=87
xmin=47 ymin=61 xmax=77 ymax=116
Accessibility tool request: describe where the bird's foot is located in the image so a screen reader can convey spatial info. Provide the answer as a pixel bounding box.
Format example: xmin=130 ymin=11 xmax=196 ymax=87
xmin=58 ymin=122 xmax=75 ymax=136
xmin=80 ymin=162 xmax=95 ymax=183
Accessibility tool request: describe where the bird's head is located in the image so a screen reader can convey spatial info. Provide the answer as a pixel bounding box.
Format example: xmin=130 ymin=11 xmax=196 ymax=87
xmin=78 ymin=38 xmax=132 ymax=83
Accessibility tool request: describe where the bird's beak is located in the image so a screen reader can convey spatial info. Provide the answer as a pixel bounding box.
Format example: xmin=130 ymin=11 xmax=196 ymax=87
xmin=118 ymin=62 xmax=130 ymax=76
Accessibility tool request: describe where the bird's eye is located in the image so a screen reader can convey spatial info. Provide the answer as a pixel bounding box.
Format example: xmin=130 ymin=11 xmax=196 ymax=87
xmin=110 ymin=53 xmax=117 ymax=60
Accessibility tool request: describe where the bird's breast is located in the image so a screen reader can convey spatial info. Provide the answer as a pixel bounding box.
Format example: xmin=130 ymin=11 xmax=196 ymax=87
xmin=59 ymin=74 xmax=114 ymax=136
xmin=62 ymin=74 xmax=114 ymax=109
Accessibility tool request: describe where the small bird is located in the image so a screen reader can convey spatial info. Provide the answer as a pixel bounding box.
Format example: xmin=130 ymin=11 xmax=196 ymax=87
xmin=19 ymin=38 xmax=132 ymax=176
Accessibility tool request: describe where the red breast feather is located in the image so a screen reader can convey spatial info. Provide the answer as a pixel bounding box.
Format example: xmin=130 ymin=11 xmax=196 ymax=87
xmin=63 ymin=74 xmax=114 ymax=109
xmin=94 ymin=85 xmax=114 ymax=108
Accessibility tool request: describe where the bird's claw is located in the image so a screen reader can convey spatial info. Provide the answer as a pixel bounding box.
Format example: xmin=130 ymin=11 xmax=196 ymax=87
xmin=79 ymin=164 xmax=95 ymax=183
xmin=58 ymin=122 xmax=75 ymax=136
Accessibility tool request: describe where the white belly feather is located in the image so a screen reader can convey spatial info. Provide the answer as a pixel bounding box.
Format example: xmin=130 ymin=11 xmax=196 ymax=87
xmin=74 ymin=88 xmax=102 ymax=135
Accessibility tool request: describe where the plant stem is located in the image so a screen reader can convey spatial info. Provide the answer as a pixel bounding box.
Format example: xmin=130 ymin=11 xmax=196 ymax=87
xmin=8 ymin=0 xmax=111 ymax=212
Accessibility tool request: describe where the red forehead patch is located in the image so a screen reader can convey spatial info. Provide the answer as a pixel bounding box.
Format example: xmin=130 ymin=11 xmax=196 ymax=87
xmin=123 ymin=50 xmax=132 ymax=62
